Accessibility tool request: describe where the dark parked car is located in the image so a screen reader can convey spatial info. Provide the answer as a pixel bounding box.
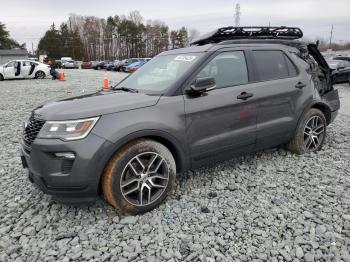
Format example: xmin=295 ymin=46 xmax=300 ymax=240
xmin=81 ymin=61 xmax=93 ymax=69
xmin=21 ymin=27 xmax=341 ymax=214
xmin=93 ymin=61 xmax=106 ymax=70
xmin=333 ymin=56 xmax=350 ymax=63
xmin=327 ymin=59 xmax=350 ymax=84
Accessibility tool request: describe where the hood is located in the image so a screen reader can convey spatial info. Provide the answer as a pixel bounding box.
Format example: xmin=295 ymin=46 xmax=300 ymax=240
xmin=34 ymin=90 xmax=160 ymax=121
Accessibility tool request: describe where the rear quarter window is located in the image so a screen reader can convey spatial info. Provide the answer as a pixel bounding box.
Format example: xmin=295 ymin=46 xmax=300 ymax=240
xmin=284 ymin=55 xmax=298 ymax=77
xmin=253 ymin=50 xmax=296 ymax=81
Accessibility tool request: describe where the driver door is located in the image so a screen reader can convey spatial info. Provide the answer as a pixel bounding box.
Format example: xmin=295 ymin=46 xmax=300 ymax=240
xmin=184 ymin=50 xmax=257 ymax=167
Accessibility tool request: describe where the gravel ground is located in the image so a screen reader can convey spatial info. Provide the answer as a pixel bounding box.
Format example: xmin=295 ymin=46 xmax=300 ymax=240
xmin=0 ymin=70 xmax=349 ymax=262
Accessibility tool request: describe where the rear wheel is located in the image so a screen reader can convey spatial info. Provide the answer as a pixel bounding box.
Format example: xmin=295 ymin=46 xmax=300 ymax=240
xmin=35 ymin=71 xmax=46 ymax=79
xmin=287 ymin=108 xmax=327 ymax=154
xmin=0 ymin=74 xmax=3 ymax=81
xmin=102 ymin=139 xmax=176 ymax=215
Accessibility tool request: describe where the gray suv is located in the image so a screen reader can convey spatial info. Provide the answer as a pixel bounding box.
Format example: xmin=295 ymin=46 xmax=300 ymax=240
xmin=21 ymin=27 xmax=341 ymax=214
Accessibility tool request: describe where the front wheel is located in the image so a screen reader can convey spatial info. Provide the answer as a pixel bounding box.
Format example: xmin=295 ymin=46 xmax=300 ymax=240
xmin=102 ymin=139 xmax=176 ymax=215
xmin=287 ymin=108 xmax=327 ymax=154
xmin=0 ymin=74 xmax=3 ymax=81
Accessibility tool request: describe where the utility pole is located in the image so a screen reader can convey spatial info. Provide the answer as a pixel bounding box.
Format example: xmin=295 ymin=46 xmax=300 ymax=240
xmin=329 ymin=24 xmax=333 ymax=49
xmin=234 ymin=3 xmax=241 ymax=27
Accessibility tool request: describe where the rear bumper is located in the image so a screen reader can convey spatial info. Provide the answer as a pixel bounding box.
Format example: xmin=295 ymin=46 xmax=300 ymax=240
xmin=20 ymin=133 xmax=113 ymax=201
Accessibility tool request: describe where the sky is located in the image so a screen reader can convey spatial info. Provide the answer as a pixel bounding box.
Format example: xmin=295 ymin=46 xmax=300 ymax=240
xmin=1 ymin=0 xmax=350 ymax=51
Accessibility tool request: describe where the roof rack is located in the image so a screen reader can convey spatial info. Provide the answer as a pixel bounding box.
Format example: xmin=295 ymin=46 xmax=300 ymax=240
xmin=191 ymin=26 xmax=303 ymax=46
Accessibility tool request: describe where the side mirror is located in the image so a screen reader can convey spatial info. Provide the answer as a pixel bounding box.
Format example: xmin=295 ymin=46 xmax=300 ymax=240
xmin=188 ymin=77 xmax=216 ymax=94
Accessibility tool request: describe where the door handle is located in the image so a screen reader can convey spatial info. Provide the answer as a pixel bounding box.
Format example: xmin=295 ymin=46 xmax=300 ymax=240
xmin=295 ymin=82 xmax=306 ymax=89
xmin=237 ymin=92 xmax=254 ymax=100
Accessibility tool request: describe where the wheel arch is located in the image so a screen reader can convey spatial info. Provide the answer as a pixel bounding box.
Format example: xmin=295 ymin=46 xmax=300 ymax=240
xmin=310 ymin=102 xmax=332 ymax=125
xmin=297 ymin=101 xmax=332 ymax=129
xmin=96 ymin=130 xmax=189 ymax=194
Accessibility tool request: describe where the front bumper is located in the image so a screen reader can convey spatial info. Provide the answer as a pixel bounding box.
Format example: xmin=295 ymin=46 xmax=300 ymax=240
xmin=21 ymin=133 xmax=113 ymax=200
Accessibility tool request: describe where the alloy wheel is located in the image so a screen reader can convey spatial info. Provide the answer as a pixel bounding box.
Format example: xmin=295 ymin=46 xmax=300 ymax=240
xmin=303 ymin=115 xmax=325 ymax=151
xmin=36 ymin=71 xmax=45 ymax=79
xmin=120 ymin=152 xmax=170 ymax=206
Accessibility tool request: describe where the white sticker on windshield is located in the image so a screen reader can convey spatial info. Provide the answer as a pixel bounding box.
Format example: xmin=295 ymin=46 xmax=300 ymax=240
xmin=174 ymin=55 xmax=197 ymax=62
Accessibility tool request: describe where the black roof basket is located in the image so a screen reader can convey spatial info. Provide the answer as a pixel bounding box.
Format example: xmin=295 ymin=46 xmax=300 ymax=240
xmin=191 ymin=26 xmax=303 ymax=46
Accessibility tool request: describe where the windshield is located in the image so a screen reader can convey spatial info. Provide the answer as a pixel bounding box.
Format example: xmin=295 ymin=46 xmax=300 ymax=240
xmin=115 ymin=53 xmax=203 ymax=93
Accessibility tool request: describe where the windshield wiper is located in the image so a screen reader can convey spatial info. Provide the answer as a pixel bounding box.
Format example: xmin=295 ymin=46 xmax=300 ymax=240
xmin=111 ymin=86 xmax=138 ymax=93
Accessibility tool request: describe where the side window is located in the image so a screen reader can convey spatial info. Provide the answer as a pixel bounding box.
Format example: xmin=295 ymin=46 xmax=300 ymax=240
xmin=23 ymin=61 xmax=31 ymax=66
xmin=196 ymin=51 xmax=248 ymax=88
xmin=284 ymin=55 xmax=298 ymax=77
xmin=253 ymin=50 xmax=289 ymax=81
xmin=6 ymin=61 xmax=15 ymax=68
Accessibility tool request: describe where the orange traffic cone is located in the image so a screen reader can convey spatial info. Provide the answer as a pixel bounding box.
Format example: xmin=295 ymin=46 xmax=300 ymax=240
xmin=60 ymin=70 xmax=65 ymax=81
xmin=103 ymin=72 xmax=109 ymax=89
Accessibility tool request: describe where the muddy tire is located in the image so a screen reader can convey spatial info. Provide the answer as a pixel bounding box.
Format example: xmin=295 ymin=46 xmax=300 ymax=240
xmin=287 ymin=108 xmax=327 ymax=154
xmin=102 ymin=139 xmax=176 ymax=215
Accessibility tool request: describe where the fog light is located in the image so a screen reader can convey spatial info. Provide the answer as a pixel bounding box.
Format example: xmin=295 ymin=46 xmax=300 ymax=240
xmin=55 ymin=152 xmax=75 ymax=159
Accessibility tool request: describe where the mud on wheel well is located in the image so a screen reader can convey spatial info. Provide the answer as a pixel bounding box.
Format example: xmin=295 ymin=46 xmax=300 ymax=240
xmin=311 ymin=103 xmax=331 ymax=125
xmin=141 ymin=135 xmax=183 ymax=173
xmin=97 ymin=135 xmax=184 ymax=195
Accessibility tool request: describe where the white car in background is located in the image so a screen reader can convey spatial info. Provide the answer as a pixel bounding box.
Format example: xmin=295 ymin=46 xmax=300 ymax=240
xmin=62 ymin=60 xmax=79 ymax=69
xmin=0 ymin=60 xmax=50 ymax=80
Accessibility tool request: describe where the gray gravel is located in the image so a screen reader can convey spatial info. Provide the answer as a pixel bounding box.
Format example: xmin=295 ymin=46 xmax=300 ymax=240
xmin=0 ymin=70 xmax=349 ymax=261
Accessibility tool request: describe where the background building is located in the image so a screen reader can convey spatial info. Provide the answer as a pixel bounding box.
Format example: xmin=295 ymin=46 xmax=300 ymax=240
xmin=0 ymin=49 xmax=28 ymax=64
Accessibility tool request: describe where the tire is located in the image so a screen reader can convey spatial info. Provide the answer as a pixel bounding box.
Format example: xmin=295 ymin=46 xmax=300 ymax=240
xmin=0 ymin=74 xmax=3 ymax=81
xmin=102 ymin=139 xmax=176 ymax=215
xmin=287 ymin=108 xmax=327 ymax=154
xmin=35 ymin=71 xmax=46 ymax=79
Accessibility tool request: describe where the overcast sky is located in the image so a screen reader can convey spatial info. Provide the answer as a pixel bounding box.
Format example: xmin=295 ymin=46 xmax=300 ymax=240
xmin=1 ymin=0 xmax=350 ymax=51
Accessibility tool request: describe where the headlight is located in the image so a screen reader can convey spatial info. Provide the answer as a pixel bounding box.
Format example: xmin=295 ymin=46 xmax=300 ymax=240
xmin=37 ymin=117 xmax=99 ymax=141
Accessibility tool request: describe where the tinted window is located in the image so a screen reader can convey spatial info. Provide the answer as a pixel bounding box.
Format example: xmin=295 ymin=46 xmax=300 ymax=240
xmin=115 ymin=53 xmax=204 ymax=93
xmin=285 ymin=55 xmax=298 ymax=77
xmin=196 ymin=51 xmax=248 ymax=88
xmin=253 ymin=50 xmax=289 ymax=81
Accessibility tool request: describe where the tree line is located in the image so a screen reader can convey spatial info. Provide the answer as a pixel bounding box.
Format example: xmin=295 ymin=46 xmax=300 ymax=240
xmin=38 ymin=11 xmax=199 ymax=61
xmin=0 ymin=22 xmax=25 ymax=49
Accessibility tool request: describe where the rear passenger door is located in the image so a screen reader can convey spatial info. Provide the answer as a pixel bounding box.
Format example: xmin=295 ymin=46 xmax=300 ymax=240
xmin=21 ymin=61 xmax=31 ymax=78
xmin=250 ymin=49 xmax=311 ymax=149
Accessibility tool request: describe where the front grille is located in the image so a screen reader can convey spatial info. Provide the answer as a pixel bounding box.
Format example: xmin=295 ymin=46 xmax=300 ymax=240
xmin=23 ymin=114 xmax=45 ymax=146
